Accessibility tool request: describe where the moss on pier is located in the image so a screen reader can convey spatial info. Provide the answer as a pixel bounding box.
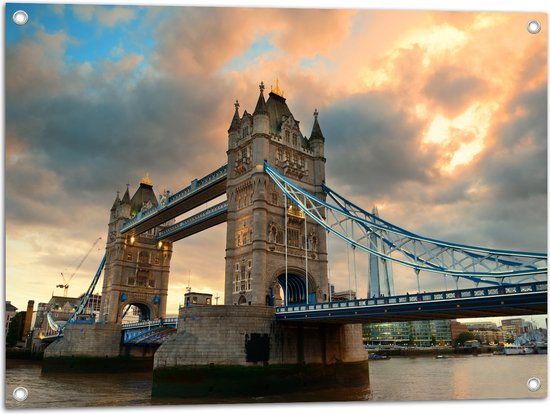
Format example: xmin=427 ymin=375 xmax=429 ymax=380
xmin=152 ymin=361 xmax=370 ymax=399
xmin=42 ymin=355 xmax=153 ymax=373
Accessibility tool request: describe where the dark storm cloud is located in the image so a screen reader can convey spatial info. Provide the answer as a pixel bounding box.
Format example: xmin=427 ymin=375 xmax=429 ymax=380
xmin=480 ymin=85 xmax=547 ymax=202
xmin=423 ymin=66 xmax=488 ymax=117
xmin=5 ymin=72 xmax=234 ymax=227
xmin=322 ymin=91 xmax=437 ymax=197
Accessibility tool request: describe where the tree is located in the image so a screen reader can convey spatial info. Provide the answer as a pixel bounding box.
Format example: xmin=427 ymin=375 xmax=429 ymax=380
xmin=6 ymin=312 xmax=24 ymax=347
xmin=456 ymin=331 xmax=476 ymax=346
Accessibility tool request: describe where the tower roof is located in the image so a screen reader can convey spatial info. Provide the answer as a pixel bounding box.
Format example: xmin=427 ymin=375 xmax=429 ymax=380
xmin=309 ymin=109 xmax=325 ymax=142
xmin=130 ymin=177 xmax=158 ymax=217
xmin=228 ymin=100 xmax=241 ymax=133
xmin=266 ymin=91 xmax=293 ymax=134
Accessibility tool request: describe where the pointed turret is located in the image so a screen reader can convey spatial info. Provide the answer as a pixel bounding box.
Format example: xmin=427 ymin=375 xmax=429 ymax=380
xmin=121 ymin=184 xmax=131 ymax=205
xmin=111 ymin=191 xmax=121 ymax=211
xmin=252 ymin=81 xmax=269 ymax=135
xmin=115 ymin=184 xmax=132 ymax=219
xmin=228 ymin=100 xmax=241 ymax=133
xmin=309 ymin=109 xmax=325 ymax=143
xmin=253 ymin=82 xmax=267 ymax=115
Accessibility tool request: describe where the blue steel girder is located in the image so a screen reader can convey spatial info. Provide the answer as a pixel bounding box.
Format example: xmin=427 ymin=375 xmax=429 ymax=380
xmin=263 ymin=162 xmax=547 ymax=284
xmin=48 ymin=255 xmax=107 ymax=335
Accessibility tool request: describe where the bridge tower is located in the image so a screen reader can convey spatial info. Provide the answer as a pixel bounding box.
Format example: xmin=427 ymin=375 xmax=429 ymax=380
xmin=99 ymin=177 xmax=173 ymax=323
xmin=225 ymin=81 xmax=328 ymax=306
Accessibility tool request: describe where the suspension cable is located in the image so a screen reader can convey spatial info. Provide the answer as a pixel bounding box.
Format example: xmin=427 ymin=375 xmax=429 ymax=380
xmin=284 ymin=189 xmax=288 ymax=306
xmin=346 ymin=219 xmax=352 ymax=300
xmin=326 ymin=216 xmax=332 ymax=302
xmin=351 ymin=221 xmax=358 ymax=299
xmin=304 ymin=198 xmax=309 ymax=305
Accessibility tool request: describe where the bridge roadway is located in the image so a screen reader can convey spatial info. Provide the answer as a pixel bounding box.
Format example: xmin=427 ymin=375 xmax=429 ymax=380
xmin=120 ymin=164 xmax=228 ymax=236
xmin=275 ymin=281 xmax=547 ymax=324
xmin=45 ymin=282 xmax=545 ymax=346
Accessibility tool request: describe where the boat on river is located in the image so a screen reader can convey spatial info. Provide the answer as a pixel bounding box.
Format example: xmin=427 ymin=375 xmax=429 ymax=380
xmin=503 ymin=345 xmax=536 ymax=355
xmin=368 ymin=354 xmax=390 ymax=360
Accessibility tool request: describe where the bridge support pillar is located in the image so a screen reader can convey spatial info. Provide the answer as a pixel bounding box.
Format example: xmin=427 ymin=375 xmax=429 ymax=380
xmin=41 ymin=323 xmax=154 ymax=372
xmin=152 ymin=305 xmax=369 ymax=400
xmin=44 ymin=323 xmax=121 ymax=359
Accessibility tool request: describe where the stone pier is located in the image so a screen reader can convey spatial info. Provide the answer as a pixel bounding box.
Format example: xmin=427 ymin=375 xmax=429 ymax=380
xmin=152 ymin=305 xmax=369 ymax=399
xmin=42 ymin=323 xmax=152 ymax=372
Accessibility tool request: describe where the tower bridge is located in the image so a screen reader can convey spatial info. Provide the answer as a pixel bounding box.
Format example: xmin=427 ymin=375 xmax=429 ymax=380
xmin=43 ymin=81 xmax=547 ymax=398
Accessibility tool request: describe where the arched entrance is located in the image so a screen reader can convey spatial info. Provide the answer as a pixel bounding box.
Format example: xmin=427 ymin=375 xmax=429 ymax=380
xmin=273 ymin=272 xmax=317 ymax=306
xmin=121 ymin=303 xmax=151 ymax=323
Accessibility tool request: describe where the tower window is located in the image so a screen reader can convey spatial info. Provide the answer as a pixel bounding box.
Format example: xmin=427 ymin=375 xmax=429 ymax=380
xmin=271 ymin=190 xmax=279 ymax=206
xmin=285 ymin=130 xmax=290 ymax=142
xmin=288 ymin=228 xmax=301 ymax=248
xmin=127 ymin=253 xmax=133 ymax=261
xmin=292 ymin=134 xmax=297 ymax=146
xmin=148 ymin=279 xmax=156 ymax=288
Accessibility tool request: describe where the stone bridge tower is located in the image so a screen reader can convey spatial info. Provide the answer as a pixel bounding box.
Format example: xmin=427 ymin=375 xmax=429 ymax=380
xmin=99 ymin=176 xmax=173 ymax=323
xmin=225 ymin=81 xmax=328 ymax=306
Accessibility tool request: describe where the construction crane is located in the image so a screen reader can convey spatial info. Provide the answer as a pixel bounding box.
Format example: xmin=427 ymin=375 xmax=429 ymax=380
xmin=57 ymin=237 xmax=102 ymax=297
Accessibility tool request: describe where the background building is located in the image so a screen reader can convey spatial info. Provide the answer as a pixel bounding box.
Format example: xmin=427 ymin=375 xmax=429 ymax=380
xmin=363 ymin=320 xmax=452 ymax=347
xmin=183 ymin=291 xmax=213 ymax=307
xmin=5 ymin=301 xmax=17 ymax=332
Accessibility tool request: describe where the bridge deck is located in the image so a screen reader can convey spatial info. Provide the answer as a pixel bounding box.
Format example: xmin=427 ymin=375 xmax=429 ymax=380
xmin=276 ymin=282 xmax=547 ymax=324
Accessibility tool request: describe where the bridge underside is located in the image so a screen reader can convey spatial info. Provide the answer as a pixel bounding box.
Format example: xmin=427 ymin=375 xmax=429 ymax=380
xmin=276 ymin=292 xmax=547 ymax=324
xmin=158 ymin=208 xmax=227 ymax=243
xmin=123 ymin=327 xmax=177 ymax=346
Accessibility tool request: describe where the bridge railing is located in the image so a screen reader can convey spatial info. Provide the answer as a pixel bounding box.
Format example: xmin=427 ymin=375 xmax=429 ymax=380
xmin=275 ymin=281 xmax=547 ymax=313
xmin=168 ymin=164 xmax=228 ymax=205
xmin=121 ymin=164 xmax=228 ymax=233
xmin=121 ymin=317 xmax=178 ymax=330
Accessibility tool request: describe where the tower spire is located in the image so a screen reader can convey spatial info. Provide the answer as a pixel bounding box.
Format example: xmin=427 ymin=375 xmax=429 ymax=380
xmin=253 ymin=82 xmax=267 ymax=115
xmin=271 ymin=78 xmax=284 ymax=97
xmin=309 ymin=108 xmax=325 ymax=142
xmin=111 ymin=190 xmax=121 ymax=211
xmin=228 ymin=99 xmax=241 ymax=132
xmin=121 ymin=184 xmax=131 ymax=205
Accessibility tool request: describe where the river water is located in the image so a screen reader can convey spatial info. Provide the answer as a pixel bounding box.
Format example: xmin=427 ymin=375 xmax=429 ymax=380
xmin=4 ymin=354 xmax=547 ymax=410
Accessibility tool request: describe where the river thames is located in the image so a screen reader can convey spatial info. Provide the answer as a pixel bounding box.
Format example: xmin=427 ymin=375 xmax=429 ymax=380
xmin=5 ymin=354 xmax=547 ymax=410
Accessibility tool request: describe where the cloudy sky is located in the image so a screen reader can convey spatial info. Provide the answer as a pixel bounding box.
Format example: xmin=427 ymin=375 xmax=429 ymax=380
xmin=4 ymin=3 xmax=547 ymax=322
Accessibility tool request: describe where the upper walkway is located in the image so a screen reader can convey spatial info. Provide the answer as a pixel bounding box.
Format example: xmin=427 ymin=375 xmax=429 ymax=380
xmin=120 ymin=165 xmax=228 ymax=235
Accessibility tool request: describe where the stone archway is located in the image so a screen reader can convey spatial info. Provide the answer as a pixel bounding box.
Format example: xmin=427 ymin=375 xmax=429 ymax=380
xmin=120 ymin=302 xmax=152 ymax=323
xmin=269 ymin=268 xmax=318 ymax=306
